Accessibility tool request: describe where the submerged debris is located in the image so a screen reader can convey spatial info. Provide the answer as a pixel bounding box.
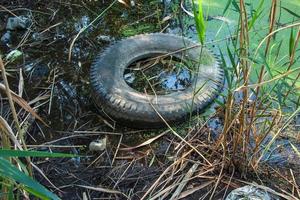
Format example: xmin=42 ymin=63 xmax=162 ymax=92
xmin=6 ymin=16 xmax=31 ymax=30
xmin=74 ymin=15 xmax=91 ymax=32
xmin=226 ymin=185 xmax=279 ymax=200
xmin=5 ymin=49 xmax=22 ymax=62
xmin=160 ymin=67 xmax=191 ymax=91
xmin=1 ymin=31 xmax=12 ymax=45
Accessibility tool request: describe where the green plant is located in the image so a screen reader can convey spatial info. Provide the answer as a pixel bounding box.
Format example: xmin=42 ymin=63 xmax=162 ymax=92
xmin=192 ymin=0 xmax=300 ymax=171
xmin=0 ymin=149 xmax=77 ymax=200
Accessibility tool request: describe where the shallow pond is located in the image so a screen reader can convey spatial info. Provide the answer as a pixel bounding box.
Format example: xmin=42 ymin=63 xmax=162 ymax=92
xmin=0 ymin=0 xmax=299 ymax=199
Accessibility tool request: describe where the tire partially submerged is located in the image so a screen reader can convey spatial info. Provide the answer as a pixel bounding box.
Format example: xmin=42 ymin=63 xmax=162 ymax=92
xmin=90 ymin=33 xmax=224 ymax=128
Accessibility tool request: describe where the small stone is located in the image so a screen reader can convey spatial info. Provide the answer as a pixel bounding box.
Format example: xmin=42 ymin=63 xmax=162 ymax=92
xmin=1 ymin=31 xmax=12 ymax=45
xmin=89 ymin=138 xmax=107 ymax=152
xmin=6 ymin=16 xmax=31 ymax=30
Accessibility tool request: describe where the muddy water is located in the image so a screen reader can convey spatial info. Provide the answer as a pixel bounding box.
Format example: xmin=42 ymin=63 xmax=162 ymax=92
xmin=0 ymin=0 xmax=298 ymax=162
xmin=0 ymin=0 xmax=300 ymax=198
xmin=0 ymin=0 xmax=163 ymax=131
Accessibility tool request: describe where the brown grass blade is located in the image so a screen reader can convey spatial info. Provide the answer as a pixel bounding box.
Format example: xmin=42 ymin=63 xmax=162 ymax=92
xmin=76 ymin=185 xmax=128 ymax=199
xmin=120 ymin=131 xmax=167 ymax=151
xmin=0 ymin=83 xmax=47 ymax=126
xmin=0 ymin=116 xmax=23 ymax=150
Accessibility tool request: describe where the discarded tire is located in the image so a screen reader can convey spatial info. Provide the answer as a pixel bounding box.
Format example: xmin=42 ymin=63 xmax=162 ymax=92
xmin=90 ymin=33 xmax=224 ymax=128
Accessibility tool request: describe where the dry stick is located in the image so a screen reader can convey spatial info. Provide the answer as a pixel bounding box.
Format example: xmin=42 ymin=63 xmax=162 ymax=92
xmin=76 ymin=185 xmax=128 ymax=199
xmin=178 ymin=180 xmax=214 ymax=199
xmin=290 ymin=169 xmax=300 ymax=198
xmin=68 ymin=0 xmax=117 ymax=62
xmin=152 ymin=174 xmax=192 ymax=200
xmin=245 ymin=0 xmax=277 ymax=160
xmin=254 ymin=22 xmax=300 ymax=57
xmin=235 ymin=66 xmax=300 ymax=90
xmin=282 ymin=27 xmax=300 ymax=102
xmin=175 ymin=116 xmax=213 ymax=153
xmin=112 ymin=134 xmax=123 ymax=165
xmin=146 ymin=92 xmax=212 ymax=166
xmin=0 ymin=116 xmax=23 ymax=150
xmin=170 ymin=163 xmax=199 ymax=200
xmin=0 ymin=57 xmax=21 ymax=138
xmin=141 ymin=149 xmax=194 ymax=200
xmin=39 ymin=22 xmax=62 ymax=34
xmin=209 ymin=144 xmax=225 ymax=200
xmin=30 ymin=162 xmax=62 ymax=193
xmin=222 ymin=167 xmax=235 ymax=200
xmin=113 ymin=160 xmax=135 ymax=189
xmin=235 ymin=0 xmax=250 ymax=162
xmin=0 ymin=56 xmax=33 ymax=177
xmin=288 ymin=27 xmax=300 ymax=69
xmin=255 ymin=106 xmax=300 ymax=167
xmin=48 ymin=68 xmax=57 ymax=115
xmin=249 ymin=110 xmax=279 ymax=164
xmin=236 ymin=22 xmax=300 ymax=95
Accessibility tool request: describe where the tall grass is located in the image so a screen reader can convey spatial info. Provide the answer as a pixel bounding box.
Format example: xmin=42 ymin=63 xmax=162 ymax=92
xmin=192 ymin=0 xmax=300 ymax=173
xmin=192 ymin=0 xmax=300 ymax=171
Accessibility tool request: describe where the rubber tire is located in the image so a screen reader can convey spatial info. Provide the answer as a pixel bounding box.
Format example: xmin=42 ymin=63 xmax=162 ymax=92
xmin=90 ymin=33 xmax=224 ymax=128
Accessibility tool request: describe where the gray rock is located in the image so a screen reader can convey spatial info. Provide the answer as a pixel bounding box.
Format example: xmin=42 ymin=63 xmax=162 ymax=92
xmin=6 ymin=16 xmax=31 ymax=30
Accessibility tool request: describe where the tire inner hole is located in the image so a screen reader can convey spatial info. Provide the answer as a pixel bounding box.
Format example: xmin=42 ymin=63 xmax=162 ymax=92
xmin=124 ymin=54 xmax=193 ymax=95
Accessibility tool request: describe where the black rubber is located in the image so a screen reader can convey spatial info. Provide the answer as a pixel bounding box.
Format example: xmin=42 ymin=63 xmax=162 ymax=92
xmin=90 ymin=33 xmax=224 ymax=128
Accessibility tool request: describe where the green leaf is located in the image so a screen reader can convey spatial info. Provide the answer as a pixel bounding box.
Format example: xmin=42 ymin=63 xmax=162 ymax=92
xmin=282 ymin=7 xmax=300 ymax=18
xmin=0 ymin=158 xmax=60 ymax=200
xmin=223 ymin=0 xmax=233 ymax=14
xmin=248 ymin=0 xmax=264 ymax=30
xmin=219 ymin=48 xmax=232 ymax=89
xmin=0 ymin=149 xmax=78 ymax=158
xmin=231 ymin=1 xmax=240 ymax=12
xmin=192 ymin=0 xmax=206 ymax=44
xmin=289 ymin=28 xmax=295 ymax=57
xmin=259 ymin=52 xmax=273 ymax=78
xmin=226 ymin=45 xmax=238 ymax=77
